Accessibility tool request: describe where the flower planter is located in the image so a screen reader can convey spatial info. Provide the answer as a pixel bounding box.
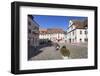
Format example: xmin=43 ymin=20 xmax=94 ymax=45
xmin=60 ymin=45 xmax=70 ymax=60
xmin=62 ymin=56 xmax=69 ymax=59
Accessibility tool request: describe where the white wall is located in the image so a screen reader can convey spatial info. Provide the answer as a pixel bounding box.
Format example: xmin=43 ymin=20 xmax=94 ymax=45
xmin=76 ymin=29 xmax=87 ymax=43
xmin=0 ymin=0 xmax=99 ymax=76
xmin=40 ymin=33 xmax=65 ymax=42
xmin=66 ymin=20 xmax=88 ymax=43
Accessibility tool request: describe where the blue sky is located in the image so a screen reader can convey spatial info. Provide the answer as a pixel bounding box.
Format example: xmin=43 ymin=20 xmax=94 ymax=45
xmin=32 ymin=15 xmax=87 ymax=31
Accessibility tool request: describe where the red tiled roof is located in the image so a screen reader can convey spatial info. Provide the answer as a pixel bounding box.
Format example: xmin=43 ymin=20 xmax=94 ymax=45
xmin=72 ymin=19 xmax=88 ymax=29
xmin=39 ymin=28 xmax=64 ymax=34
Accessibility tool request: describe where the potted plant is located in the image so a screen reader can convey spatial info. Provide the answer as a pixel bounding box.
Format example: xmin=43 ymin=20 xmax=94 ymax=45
xmin=60 ymin=45 xmax=70 ymax=59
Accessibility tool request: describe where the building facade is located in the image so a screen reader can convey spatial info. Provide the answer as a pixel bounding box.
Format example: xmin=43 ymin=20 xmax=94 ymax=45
xmin=39 ymin=28 xmax=65 ymax=43
xmin=28 ymin=15 xmax=39 ymax=47
xmin=66 ymin=19 xmax=88 ymax=43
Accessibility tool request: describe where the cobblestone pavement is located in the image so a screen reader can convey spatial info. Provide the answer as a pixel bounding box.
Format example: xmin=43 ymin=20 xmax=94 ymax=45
xmin=30 ymin=46 xmax=63 ymax=60
xmin=58 ymin=43 xmax=88 ymax=59
xmin=29 ymin=43 xmax=88 ymax=60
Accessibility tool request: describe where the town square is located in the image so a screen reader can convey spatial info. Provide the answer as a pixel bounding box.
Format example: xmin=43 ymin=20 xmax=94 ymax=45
xmin=28 ymin=15 xmax=88 ymax=60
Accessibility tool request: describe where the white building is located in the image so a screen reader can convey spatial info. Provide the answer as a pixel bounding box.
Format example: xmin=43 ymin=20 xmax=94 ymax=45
xmin=66 ymin=19 xmax=88 ymax=43
xmin=28 ymin=15 xmax=39 ymax=47
xmin=39 ymin=28 xmax=65 ymax=43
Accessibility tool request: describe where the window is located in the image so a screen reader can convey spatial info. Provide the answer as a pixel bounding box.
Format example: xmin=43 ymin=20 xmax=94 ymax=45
xmin=84 ymin=31 xmax=87 ymax=34
xmin=80 ymin=38 xmax=82 ymax=42
xmin=73 ymin=31 xmax=74 ymax=35
xmin=28 ymin=21 xmax=31 ymax=25
xmin=84 ymin=38 xmax=88 ymax=42
xmin=69 ymin=39 xmax=71 ymax=43
xmin=80 ymin=31 xmax=82 ymax=34
xmin=28 ymin=29 xmax=31 ymax=33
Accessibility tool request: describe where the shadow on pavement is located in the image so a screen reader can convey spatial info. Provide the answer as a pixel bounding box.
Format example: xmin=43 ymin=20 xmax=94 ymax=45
xmin=28 ymin=46 xmax=43 ymax=60
xmin=28 ymin=42 xmax=54 ymax=60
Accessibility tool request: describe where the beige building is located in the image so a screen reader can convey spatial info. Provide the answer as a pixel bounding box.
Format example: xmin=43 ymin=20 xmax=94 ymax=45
xmin=66 ymin=19 xmax=88 ymax=43
xmin=28 ymin=15 xmax=39 ymax=47
xmin=39 ymin=28 xmax=65 ymax=43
